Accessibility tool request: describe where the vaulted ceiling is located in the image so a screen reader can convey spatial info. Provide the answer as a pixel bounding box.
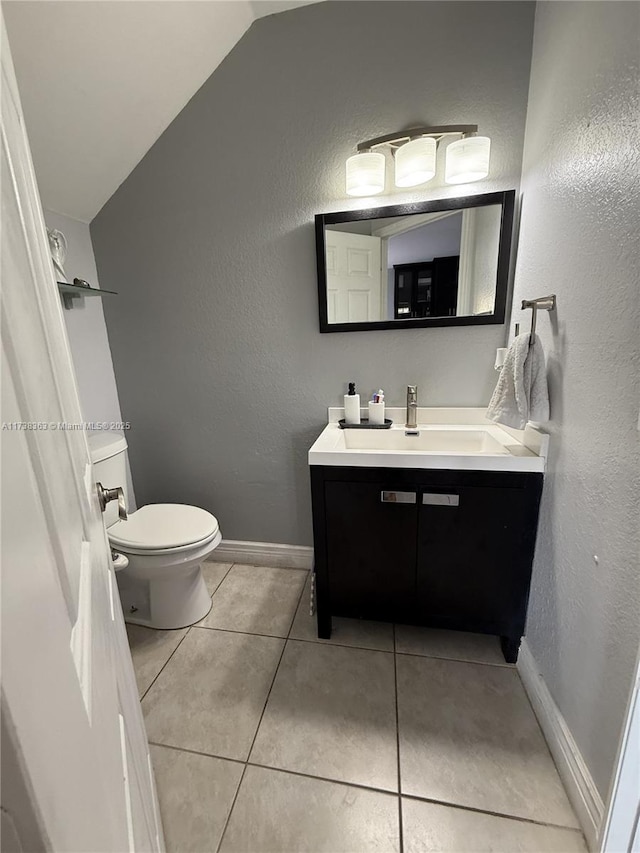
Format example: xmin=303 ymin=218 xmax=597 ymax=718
xmin=4 ymin=1 xmax=318 ymax=222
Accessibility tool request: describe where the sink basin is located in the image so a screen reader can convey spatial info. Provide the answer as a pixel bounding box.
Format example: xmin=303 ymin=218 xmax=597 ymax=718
xmin=343 ymin=428 xmax=509 ymax=455
xmin=308 ymin=407 xmax=548 ymax=473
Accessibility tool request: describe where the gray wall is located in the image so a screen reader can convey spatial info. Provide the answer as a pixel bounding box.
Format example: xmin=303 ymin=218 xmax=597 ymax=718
xmin=387 ymin=214 xmax=463 ymax=266
xmin=45 ymin=210 xmax=136 ymax=507
xmin=45 ymin=210 xmax=123 ymax=426
xmin=92 ymin=1 xmax=535 ymax=545
xmin=508 ymin=1 xmax=640 ymax=797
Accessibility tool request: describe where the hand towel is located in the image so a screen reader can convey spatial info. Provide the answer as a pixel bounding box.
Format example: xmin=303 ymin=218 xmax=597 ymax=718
xmin=487 ymin=333 xmax=549 ymax=429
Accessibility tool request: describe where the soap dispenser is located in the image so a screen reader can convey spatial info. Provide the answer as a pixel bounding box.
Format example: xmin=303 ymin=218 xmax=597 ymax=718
xmin=344 ymin=382 xmax=361 ymax=425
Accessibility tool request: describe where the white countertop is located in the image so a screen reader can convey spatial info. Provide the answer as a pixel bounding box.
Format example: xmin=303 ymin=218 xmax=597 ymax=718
xmin=308 ymin=408 xmax=548 ymax=473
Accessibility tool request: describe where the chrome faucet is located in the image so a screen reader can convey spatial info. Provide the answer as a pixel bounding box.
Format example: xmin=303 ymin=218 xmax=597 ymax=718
xmin=405 ymin=385 xmax=418 ymax=429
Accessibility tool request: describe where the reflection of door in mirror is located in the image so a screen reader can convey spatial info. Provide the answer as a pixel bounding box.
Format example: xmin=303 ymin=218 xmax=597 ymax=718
xmin=394 ymin=263 xmax=433 ymax=318
xmin=457 ymin=206 xmax=502 ymax=316
xmin=386 ymin=212 xmax=461 ymax=319
xmin=393 ymin=257 xmax=460 ymax=319
xmin=325 ymin=230 xmax=382 ymax=323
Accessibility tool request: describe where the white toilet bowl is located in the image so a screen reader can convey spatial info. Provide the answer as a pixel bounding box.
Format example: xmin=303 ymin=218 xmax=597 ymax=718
xmin=89 ymin=432 xmax=224 ymax=629
xmin=109 ymin=503 xmax=222 ymax=629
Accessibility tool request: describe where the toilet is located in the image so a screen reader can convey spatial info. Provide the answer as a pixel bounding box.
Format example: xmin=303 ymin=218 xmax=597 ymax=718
xmin=89 ymin=432 xmax=222 ymax=629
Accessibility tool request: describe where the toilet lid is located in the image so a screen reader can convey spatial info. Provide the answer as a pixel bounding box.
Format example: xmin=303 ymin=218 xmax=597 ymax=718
xmin=109 ymin=504 xmax=219 ymax=551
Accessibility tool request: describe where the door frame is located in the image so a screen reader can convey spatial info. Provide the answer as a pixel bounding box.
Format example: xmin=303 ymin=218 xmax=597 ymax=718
xmin=1 ymin=12 xmax=162 ymax=850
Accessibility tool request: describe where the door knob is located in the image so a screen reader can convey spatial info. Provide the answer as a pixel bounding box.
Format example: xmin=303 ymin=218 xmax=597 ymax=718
xmin=96 ymin=482 xmax=127 ymax=521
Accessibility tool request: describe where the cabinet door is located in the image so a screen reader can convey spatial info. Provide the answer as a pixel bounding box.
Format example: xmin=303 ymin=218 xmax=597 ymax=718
xmin=325 ymin=481 xmax=417 ymax=621
xmin=394 ymin=269 xmax=413 ymax=318
xmin=416 ymin=485 xmax=530 ymax=634
xmin=432 ymin=255 xmax=459 ymax=317
xmin=414 ymin=265 xmax=434 ymax=318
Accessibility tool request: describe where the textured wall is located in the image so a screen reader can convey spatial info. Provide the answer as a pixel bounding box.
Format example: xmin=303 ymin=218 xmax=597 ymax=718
xmin=45 ymin=210 xmax=136 ymax=506
xmin=509 ymin=1 xmax=640 ymax=797
xmin=91 ymin=1 xmax=535 ymax=545
xmin=45 ymin=210 xmax=123 ymax=426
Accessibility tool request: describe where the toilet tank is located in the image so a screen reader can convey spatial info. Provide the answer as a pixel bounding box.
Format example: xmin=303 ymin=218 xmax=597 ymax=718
xmin=88 ymin=432 xmax=130 ymax=529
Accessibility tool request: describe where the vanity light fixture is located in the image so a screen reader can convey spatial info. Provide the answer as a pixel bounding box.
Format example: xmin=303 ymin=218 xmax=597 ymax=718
xmin=345 ymin=125 xmax=491 ymax=196
xmin=345 ymin=151 xmax=386 ymax=197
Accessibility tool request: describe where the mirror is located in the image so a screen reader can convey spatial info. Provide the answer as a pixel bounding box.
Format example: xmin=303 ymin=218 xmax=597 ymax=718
xmin=315 ymin=190 xmax=514 ymax=333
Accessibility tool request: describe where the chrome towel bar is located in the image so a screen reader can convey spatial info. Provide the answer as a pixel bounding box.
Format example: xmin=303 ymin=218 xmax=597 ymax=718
xmin=521 ymin=294 xmax=556 ymax=345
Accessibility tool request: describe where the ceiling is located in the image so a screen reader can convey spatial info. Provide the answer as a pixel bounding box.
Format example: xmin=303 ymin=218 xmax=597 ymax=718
xmin=4 ymin=0 xmax=318 ymax=223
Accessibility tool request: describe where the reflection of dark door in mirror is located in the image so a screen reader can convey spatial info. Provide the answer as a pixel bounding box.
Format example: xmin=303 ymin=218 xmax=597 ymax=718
xmin=433 ymin=255 xmax=460 ymax=317
xmin=393 ymin=256 xmax=459 ymax=319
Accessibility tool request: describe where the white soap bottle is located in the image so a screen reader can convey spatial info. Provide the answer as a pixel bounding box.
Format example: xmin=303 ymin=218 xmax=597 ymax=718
xmin=344 ymin=382 xmax=361 ymax=425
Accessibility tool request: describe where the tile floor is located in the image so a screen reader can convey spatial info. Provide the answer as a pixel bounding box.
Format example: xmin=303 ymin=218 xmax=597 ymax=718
xmin=127 ymin=564 xmax=587 ymax=853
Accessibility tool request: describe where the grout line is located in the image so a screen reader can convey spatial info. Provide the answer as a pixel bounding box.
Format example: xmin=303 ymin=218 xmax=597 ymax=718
xmin=287 ymin=635 xmax=394 ymax=655
xmin=192 ymin=624 xmax=289 ymax=641
xmin=245 ymin=760 xmax=398 ymax=797
xmin=208 ymin=562 xmax=235 ymax=601
xmin=216 ymin=618 xmax=293 ymax=852
xmin=245 ymin=760 xmax=584 ymax=834
xmin=393 ymin=624 xmax=404 ymax=853
xmin=399 ymin=792 xmax=586 ymax=834
xmin=186 ymin=623 xmax=514 ymax=668
xmin=245 ymin=636 xmax=289 ymax=761
xmin=148 ymin=741 xmax=246 ymax=767
xmin=138 ymin=561 xmax=235 ymax=701
xmin=198 ymin=567 xmax=307 ymax=640
xmin=194 ymin=624 xmax=393 ymax=656
xmin=137 ymin=561 xmax=234 ymax=702
xmin=215 ymin=763 xmax=248 ymax=853
xmin=241 ymin=762 xmax=583 ymax=835
xmin=394 ymin=649 xmax=515 ymax=668
xmin=147 ymin=739 xmax=584 ymax=837
xmin=139 ymin=625 xmax=192 ymax=703
xmin=286 ymin=573 xmax=311 ymax=639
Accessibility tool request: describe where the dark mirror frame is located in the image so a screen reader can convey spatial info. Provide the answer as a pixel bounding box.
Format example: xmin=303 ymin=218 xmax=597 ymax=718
xmin=315 ymin=189 xmax=515 ymax=333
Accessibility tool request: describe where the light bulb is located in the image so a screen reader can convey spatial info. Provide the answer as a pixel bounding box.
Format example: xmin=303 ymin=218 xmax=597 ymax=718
xmin=445 ymin=136 xmax=491 ymax=184
xmin=395 ymin=137 xmax=436 ymax=187
xmin=346 ymin=152 xmax=385 ymax=196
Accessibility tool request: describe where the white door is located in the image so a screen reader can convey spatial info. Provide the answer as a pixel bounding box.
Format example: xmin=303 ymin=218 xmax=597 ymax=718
xmin=325 ymin=230 xmax=382 ymax=323
xmin=0 ymin=17 xmax=163 ymax=853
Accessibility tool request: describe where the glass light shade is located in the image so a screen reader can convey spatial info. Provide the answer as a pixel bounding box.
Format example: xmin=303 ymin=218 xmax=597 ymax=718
xmin=346 ymin=152 xmax=386 ymax=196
xmin=445 ymin=136 xmax=491 ymax=184
xmin=394 ymin=137 xmax=437 ymax=187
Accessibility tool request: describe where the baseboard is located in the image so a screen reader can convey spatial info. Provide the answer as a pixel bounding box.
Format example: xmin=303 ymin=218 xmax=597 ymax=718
xmin=207 ymin=539 xmax=313 ymax=571
xmin=518 ymin=640 xmax=604 ymax=850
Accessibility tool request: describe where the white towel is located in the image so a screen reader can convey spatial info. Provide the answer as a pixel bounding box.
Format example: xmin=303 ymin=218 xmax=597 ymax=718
xmin=487 ymin=333 xmax=549 ymax=430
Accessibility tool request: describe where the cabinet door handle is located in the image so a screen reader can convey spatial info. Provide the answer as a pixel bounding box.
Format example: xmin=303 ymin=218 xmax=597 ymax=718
xmin=381 ymin=491 xmax=416 ymax=504
xmin=422 ymin=493 xmax=459 ymax=506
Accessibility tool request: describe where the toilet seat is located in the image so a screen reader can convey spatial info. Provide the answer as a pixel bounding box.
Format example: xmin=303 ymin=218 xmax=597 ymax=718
xmin=110 ymin=529 xmax=220 ymax=557
xmin=109 ymin=503 xmax=220 ymax=553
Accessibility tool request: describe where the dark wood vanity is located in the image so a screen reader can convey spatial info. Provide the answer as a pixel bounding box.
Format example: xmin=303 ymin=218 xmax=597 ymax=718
xmin=310 ymin=465 xmax=543 ymax=663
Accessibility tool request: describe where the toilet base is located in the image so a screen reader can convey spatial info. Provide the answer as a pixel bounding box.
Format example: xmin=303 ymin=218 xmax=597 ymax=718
xmin=118 ymin=563 xmax=213 ymax=630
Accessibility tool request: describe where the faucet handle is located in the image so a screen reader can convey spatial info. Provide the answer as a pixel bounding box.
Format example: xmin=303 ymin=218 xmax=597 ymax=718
xmin=407 ymin=384 xmax=417 ymax=396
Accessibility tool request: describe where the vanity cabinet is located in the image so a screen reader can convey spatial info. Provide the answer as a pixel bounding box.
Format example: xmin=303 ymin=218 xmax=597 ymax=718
xmin=310 ymin=466 xmax=543 ymax=663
